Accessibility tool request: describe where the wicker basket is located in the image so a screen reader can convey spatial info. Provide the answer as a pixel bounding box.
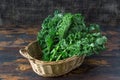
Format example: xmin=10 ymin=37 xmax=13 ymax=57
xmin=19 ymin=41 xmax=85 ymax=77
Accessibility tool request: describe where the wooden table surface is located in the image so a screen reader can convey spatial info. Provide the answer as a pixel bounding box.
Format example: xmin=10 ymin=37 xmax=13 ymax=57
xmin=0 ymin=25 xmax=120 ymax=80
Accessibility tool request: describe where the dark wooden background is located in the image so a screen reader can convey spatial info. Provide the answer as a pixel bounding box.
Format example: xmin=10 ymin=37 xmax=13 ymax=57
xmin=0 ymin=25 xmax=120 ymax=80
xmin=0 ymin=0 xmax=120 ymax=26
xmin=0 ymin=0 xmax=120 ymax=80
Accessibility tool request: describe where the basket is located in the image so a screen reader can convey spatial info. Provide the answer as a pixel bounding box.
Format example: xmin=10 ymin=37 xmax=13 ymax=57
xmin=19 ymin=41 xmax=85 ymax=77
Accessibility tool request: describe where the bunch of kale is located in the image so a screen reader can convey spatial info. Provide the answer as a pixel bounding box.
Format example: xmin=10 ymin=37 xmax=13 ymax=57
xmin=37 ymin=11 xmax=107 ymax=61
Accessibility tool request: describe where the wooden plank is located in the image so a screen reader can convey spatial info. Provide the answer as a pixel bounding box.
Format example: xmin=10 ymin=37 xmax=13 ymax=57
xmin=0 ymin=25 xmax=120 ymax=80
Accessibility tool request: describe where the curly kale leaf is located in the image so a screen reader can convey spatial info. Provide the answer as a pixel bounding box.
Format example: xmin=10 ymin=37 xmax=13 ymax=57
xmin=57 ymin=13 xmax=73 ymax=38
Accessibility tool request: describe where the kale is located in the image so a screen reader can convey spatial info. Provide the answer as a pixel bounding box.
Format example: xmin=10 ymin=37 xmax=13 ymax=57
xmin=37 ymin=10 xmax=107 ymax=61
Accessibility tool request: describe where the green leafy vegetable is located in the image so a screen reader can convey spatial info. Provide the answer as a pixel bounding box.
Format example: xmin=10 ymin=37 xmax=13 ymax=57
xmin=57 ymin=13 xmax=73 ymax=38
xmin=37 ymin=10 xmax=107 ymax=61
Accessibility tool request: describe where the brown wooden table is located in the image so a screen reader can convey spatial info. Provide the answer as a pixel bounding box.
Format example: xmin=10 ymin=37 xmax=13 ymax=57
xmin=0 ymin=25 xmax=120 ymax=80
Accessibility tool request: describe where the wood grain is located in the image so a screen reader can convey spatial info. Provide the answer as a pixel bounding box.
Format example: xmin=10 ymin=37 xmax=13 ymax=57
xmin=0 ymin=25 xmax=120 ymax=80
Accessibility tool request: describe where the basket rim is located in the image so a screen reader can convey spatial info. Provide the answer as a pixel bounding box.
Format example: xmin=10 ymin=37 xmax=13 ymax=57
xmin=22 ymin=40 xmax=86 ymax=65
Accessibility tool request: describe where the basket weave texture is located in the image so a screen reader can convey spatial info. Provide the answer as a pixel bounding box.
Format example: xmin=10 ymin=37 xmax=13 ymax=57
xmin=19 ymin=41 xmax=85 ymax=77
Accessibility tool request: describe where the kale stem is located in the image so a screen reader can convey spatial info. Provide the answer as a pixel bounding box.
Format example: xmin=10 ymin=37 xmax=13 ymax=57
xmin=50 ymin=45 xmax=59 ymax=61
xmin=56 ymin=49 xmax=66 ymax=61
xmin=56 ymin=53 xmax=62 ymax=61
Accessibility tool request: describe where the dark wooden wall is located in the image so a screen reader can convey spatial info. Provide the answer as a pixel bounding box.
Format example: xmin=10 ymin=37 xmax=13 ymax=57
xmin=0 ymin=0 xmax=120 ymax=26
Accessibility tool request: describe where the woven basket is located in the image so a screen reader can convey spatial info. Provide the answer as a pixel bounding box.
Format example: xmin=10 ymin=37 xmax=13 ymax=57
xmin=19 ymin=41 xmax=85 ymax=77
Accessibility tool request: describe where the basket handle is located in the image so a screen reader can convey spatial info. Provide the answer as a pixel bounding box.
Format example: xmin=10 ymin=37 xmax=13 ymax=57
xmin=19 ymin=48 xmax=29 ymax=58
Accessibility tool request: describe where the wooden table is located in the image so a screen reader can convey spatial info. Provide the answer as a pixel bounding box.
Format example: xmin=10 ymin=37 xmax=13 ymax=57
xmin=0 ymin=25 xmax=120 ymax=80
